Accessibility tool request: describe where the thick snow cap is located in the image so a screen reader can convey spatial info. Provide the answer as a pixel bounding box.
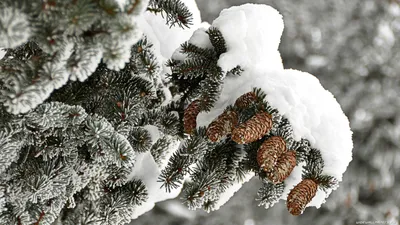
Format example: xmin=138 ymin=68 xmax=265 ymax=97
xmin=213 ymin=4 xmax=284 ymax=72
xmin=195 ymin=4 xmax=353 ymax=210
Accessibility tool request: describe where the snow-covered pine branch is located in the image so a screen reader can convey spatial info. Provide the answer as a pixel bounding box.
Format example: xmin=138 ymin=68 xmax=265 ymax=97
xmin=0 ymin=1 xmax=354 ymax=224
xmin=162 ymin=3 xmax=353 ymax=215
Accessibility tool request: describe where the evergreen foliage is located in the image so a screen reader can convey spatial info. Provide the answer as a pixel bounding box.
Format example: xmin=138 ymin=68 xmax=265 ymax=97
xmin=0 ymin=0 xmax=193 ymax=115
xmin=0 ymin=0 xmax=194 ymax=223
xmin=148 ymin=0 xmax=194 ymax=28
xmin=256 ymin=181 xmax=285 ymax=209
xmin=0 ymin=0 xmax=356 ymax=224
xmin=167 ymin=27 xmax=243 ymax=116
xmin=161 ymin=23 xmax=333 ymax=211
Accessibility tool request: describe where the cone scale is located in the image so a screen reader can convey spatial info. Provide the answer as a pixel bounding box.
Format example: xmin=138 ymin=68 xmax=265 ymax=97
xmin=257 ymin=136 xmax=287 ymax=172
xmin=206 ymin=110 xmax=238 ymax=142
xmin=287 ymin=179 xmax=318 ymax=216
xmin=184 ymin=100 xmax=201 ymax=134
xmin=234 ymin=91 xmax=258 ymax=109
xmin=266 ymin=150 xmax=297 ymax=184
xmin=232 ymin=111 xmax=272 ymax=144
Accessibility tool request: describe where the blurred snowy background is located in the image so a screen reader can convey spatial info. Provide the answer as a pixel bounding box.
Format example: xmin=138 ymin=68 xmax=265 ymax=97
xmin=132 ymin=0 xmax=400 ymax=224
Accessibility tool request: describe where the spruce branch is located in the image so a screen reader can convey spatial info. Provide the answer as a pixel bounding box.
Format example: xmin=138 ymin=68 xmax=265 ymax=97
xmin=119 ymin=179 xmax=148 ymax=206
xmin=227 ymin=65 xmax=244 ymax=77
xmin=180 ymin=42 xmax=217 ymax=59
xmin=316 ymin=175 xmax=339 ymax=192
xmin=150 ymin=136 xmax=172 ymax=166
xmin=206 ymin=27 xmax=227 ymax=56
xmin=148 ymin=0 xmax=193 ymax=28
xmin=94 ymin=0 xmax=120 ymax=16
xmin=127 ymin=127 xmax=153 ymax=152
xmin=159 ymin=127 xmax=210 ymax=192
xmin=290 ymin=138 xmax=311 ymax=164
xmin=0 ymin=129 xmax=22 ymax=174
xmin=302 ymin=148 xmax=324 ymax=180
xmin=180 ymin=139 xmax=249 ymax=211
xmin=256 ymin=180 xmax=285 ymax=209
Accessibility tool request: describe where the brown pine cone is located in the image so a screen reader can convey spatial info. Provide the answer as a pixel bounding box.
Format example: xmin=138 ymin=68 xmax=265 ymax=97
xmin=207 ymin=110 xmax=238 ymax=142
xmin=184 ymin=100 xmax=201 ymax=134
xmin=231 ymin=111 xmax=272 ymax=144
xmin=287 ymin=179 xmax=318 ymax=216
xmin=234 ymin=91 xmax=258 ymax=109
xmin=257 ymin=136 xmax=287 ymax=172
xmin=267 ymin=150 xmax=297 ymax=184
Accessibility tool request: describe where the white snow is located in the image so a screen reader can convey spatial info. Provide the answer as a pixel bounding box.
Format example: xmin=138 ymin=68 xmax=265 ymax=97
xmin=171 ymin=4 xmax=284 ymax=76
xmin=212 ymin=172 xmax=254 ymax=211
xmin=172 ymin=26 xmax=212 ymax=61
xmin=158 ymin=201 xmax=196 ymax=220
xmin=128 ymin=152 xmax=182 ymax=219
xmin=193 ymin=4 xmax=353 ymax=211
xmin=158 ymin=136 xmax=180 ymax=170
xmin=212 ymin=4 xmax=284 ymax=73
xmin=137 ymin=0 xmax=203 ymax=103
xmin=143 ymin=125 xmax=161 ymax=144
xmin=139 ymin=0 xmax=202 ymax=60
xmin=0 ymin=49 xmax=5 ymax=59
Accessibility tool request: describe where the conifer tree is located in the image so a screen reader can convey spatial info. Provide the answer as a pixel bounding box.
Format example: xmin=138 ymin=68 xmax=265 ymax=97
xmin=159 ymin=3 xmax=352 ymax=216
xmin=0 ymin=0 xmax=191 ymax=224
xmin=0 ymin=1 xmax=354 ymax=225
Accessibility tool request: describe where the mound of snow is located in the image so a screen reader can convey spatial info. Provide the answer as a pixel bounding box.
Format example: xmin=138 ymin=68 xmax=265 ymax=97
xmin=129 ymin=151 xmax=182 ymax=219
xmin=197 ymin=67 xmax=353 ymax=209
xmin=194 ymin=3 xmax=353 ymax=210
xmin=212 ymin=4 xmax=284 ymax=72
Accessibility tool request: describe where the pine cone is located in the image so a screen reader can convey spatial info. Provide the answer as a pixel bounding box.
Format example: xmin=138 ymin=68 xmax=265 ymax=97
xmin=287 ymin=179 xmax=318 ymax=216
xmin=232 ymin=111 xmax=272 ymax=144
xmin=257 ymin=136 xmax=287 ymax=172
xmin=267 ymin=150 xmax=297 ymax=184
xmin=184 ymin=100 xmax=201 ymax=134
xmin=207 ymin=110 xmax=238 ymax=142
xmin=234 ymin=91 xmax=257 ymax=109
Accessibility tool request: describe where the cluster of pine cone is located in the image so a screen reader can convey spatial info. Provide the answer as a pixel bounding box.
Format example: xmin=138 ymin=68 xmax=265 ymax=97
xmin=183 ymin=91 xmax=320 ymax=216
